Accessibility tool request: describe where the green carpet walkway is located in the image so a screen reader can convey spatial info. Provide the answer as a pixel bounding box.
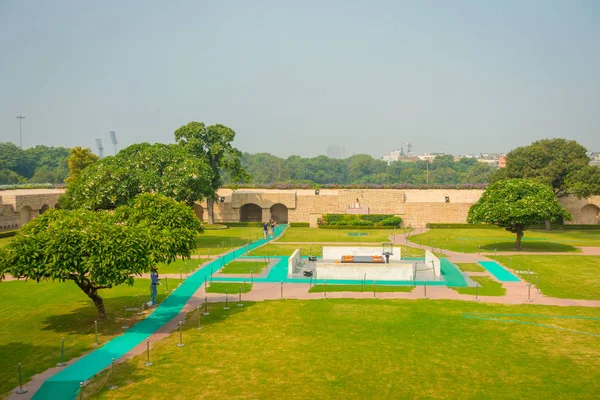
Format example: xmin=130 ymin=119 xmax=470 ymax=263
xmin=32 ymin=225 xmax=287 ymax=400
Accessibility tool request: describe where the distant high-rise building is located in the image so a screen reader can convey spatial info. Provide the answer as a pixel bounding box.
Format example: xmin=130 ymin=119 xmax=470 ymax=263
xmin=327 ymin=145 xmax=343 ymax=159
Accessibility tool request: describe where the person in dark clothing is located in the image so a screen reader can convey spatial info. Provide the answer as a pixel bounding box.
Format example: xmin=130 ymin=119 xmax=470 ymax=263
xmin=150 ymin=268 xmax=159 ymax=305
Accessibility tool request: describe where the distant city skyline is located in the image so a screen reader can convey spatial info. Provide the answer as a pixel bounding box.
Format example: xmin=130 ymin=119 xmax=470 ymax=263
xmin=1 ymin=1 xmax=599 ymax=157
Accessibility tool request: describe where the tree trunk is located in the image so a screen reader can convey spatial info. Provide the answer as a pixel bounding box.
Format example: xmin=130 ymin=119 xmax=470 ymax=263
xmin=75 ymin=280 xmax=107 ymax=321
xmin=207 ymin=197 xmax=215 ymax=225
xmin=515 ymin=230 xmax=524 ymax=251
xmin=88 ymin=290 xmax=107 ymax=321
xmin=545 ymin=220 xmax=551 ymax=231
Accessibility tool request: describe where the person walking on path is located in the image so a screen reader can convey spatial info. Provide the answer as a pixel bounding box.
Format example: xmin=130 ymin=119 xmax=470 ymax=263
xmin=263 ymin=222 xmax=269 ymax=239
xmin=150 ymin=268 xmax=159 ymax=305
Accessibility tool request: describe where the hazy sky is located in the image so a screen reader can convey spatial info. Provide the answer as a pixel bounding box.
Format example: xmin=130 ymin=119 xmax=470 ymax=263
xmin=1 ymin=1 xmax=599 ymax=158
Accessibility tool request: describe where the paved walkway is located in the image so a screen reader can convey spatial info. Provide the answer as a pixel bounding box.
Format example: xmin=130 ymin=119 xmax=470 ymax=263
xmin=11 ymin=229 xmax=600 ymax=398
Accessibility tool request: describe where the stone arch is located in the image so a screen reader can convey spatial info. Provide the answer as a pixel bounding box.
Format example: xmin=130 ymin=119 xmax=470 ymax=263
xmin=580 ymin=204 xmax=600 ymax=225
xmin=193 ymin=204 xmax=205 ymax=222
xmin=39 ymin=204 xmax=50 ymax=215
xmin=240 ymin=203 xmax=262 ymax=222
xmin=19 ymin=205 xmax=33 ymax=226
xmin=270 ymin=203 xmax=288 ymax=224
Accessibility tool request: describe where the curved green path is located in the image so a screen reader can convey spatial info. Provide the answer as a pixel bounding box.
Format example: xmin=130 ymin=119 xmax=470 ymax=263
xmin=32 ymin=225 xmax=288 ymax=400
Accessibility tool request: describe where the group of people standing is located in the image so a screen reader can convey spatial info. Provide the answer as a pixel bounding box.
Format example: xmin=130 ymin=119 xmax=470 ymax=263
xmin=263 ymin=218 xmax=277 ymax=239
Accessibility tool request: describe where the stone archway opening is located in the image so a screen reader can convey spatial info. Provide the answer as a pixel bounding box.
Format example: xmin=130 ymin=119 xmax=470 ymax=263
xmin=240 ymin=203 xmax=262 ymax=222
xmin=19 ymin=206 xmax=33 ymax=226
xmin=39 ymin=204 xmax=50 ymax=215
xmin=580 ymin=204 xmax=600 ymax=225
xmin=193 ymin=204 xmax=205 ymax=223
xmin=270 ymin=203 xmax=288 ymax=224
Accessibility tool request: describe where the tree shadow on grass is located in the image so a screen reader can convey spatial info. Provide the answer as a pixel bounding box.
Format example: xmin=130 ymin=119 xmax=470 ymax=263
xmin=481 ymin=241 xmax=578 ymax=253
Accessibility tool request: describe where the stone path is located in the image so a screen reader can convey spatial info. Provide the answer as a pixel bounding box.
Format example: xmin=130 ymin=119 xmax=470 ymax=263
xmin=11 ymin=230 xmax=600 ymax=398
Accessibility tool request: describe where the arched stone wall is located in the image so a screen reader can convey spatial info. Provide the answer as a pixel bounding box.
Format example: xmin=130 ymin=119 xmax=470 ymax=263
xmin=270 ymin=203 xmax=288 ymax=223
xmin=19 ymin=206 xmax=33 ymax=226
xmin=580 ymin=204 xmax=600 ymax=225
xmin=240 ymin=203 xmax=262 ymax=222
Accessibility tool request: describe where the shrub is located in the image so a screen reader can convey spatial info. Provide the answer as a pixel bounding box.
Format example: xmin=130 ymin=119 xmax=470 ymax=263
xmin=0 ymin=230 xmax=18 ymax=239
xmin=360 ymin=214 xmax=390 ymax=223
xmin=377 ymin=216 xmax=402 ymax=226
xmin=348 ymin=220 xmax=374 ymax=226
xmin=290 ymin=222 xmax=309 ymax=227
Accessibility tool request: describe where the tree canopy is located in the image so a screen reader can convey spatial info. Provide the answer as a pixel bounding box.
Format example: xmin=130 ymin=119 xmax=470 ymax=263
xmin=0 ymin=142 xmax=69 ymax=184
xmin=489 ymin=138 xmax=600 ymax=198
xmin=61 ymin=143 xmax=212 ymax=210
xmin=467 ymin=179 xmax=571 ymax=249
xmin=1 ymin=194 xmax=203 ymax=320
xmin=65 ymin=146 xmax=99 ymax=183
xmin=174 ymin=122 xmax=248 ymax=224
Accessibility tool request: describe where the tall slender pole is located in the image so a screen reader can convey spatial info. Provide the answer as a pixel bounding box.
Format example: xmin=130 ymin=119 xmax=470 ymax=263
xmin=16 ymin=363 xmax=27 ymax=394
xmin=145 ymin=338 xmax=153 ymax=366
xmin=16 ymin=115 xmax=25 ymax=148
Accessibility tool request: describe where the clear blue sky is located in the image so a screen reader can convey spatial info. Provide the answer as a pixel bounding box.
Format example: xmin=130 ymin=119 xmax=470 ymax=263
xmin=1 ymin=0 xmax=598 ymax=157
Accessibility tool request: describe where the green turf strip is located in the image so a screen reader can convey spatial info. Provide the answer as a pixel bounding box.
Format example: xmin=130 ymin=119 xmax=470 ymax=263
xmin=308 ymin=284 xmax=413 ymax=293
xmin=220 ymin=261 xmax=268 ymax=274
xmin=205 ymin=283 xmax=252 ymax=294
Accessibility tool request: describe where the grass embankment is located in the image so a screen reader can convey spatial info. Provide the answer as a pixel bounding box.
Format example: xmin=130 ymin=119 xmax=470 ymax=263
xmin=205 ymin=283 xmax=252 ymax=294
xmin=248 ymin=244 xmax=425 ymax=258
xmin=0 ymin=278 xmax=181 ymax=395
xmin=220 ymin=261 xmax=268 ymax=274
xmin=450 ymin=276 xmax=506 ymax=296
xmin=277 ymin=227 xmax=395 ymax=243
xmin=85 ymin=300 xmax=600 ymax=399
xmin=156 ymin=258 xmax=208 ymax=275
xmin=456 ymin=263 xmax=486 ymax=272
xmin=491 ymin=255 xmax=600 ymax=300
xmin=194 ymin=227 xmax=262 ymax=255
xmin=308 ymin=285 xmax=413 ymax=293
xmin=0 ymin=236 xmax=13 ymax=247
xmin=409 ymin=228 xmax=585 ymax=253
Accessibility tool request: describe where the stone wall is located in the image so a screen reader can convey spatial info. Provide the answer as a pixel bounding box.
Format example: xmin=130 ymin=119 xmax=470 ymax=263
xmin=3 ymin=188 xmax=600 ymax=229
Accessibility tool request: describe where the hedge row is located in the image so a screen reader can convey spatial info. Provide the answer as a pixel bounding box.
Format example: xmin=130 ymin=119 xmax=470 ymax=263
xmin=318 ymin=225 xmax=399 ymax=230
xmin=289 ymin=222 xmax=310 ymax=227
xmin=320 ymin=214 xmax=402 ymax=228
xmin=0 ymin=230 xmax=18 ymax=239
xmin=426 ymin=223 xmax=499 ymax=229
xmin=530 ymin=224 xmax=600 ymax=230
xmin=224 ymin=222 xmax=264 ymax=227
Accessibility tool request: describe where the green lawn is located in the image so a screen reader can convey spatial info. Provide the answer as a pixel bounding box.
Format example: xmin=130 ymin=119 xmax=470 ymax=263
xmin=205 ymin=283 xmax=252 ymax=294
xmin=409 ymin=228 xmax=581 ymax=253
xmin=156 ymin=258 xmax=208 ymax=275
xmin=248 ymin=243 xmax=425 ymax=258
xmin=278 ymin=227 xmax=395 ymax=243
xmin=220 ymin=261 xmax=268 ymax=274
xmin=193 ymin=227 xmax=262 ymax=255
xmin=0 ymin=278 xmax=181 ymax=396
xmin=308 ymin=284 xmax=413 ymax=293
xmin=0 ymin=236 xmax=14 ymax=247
xmin=451 ymin=276 xmax=506 ymax=296
xmin=491 ymin=255 xmax=600 ymax=300
xmin=456 ymin=262 xmax=486 ymax=272
xmin=85 ymin=300 xmax=600 ymax=399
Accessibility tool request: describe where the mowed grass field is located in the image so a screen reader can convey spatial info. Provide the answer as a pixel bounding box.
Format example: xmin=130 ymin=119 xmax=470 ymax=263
xmin=277 ymin=227 xmax=396 ymax=243
xmin=408 ymin=228 xmax=598 ymax=253
xmin=156 ymin=258 xmax=208 ymax=275
xmin=491 ymin=255 xmax=600 ymax=300
xmin=85 ymin=300 xmax=600 ymax=400
xmin=0 ymin=278 xmax=181 ymax=396
xmin=193 ymin=227 xmax=263 ymax=255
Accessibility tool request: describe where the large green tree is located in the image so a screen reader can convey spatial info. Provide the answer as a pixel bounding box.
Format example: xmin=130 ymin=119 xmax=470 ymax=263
xmin=1 ymin=194 xmax=202 ymax=320
xmin=65 ymin=146 xmax=99 ymax=183
xmin=174 ymin=122 xmax=248 ymax=224
xmin=490 ymin=138 xmax=600 ymax=198
xmin=61 ymin=143 xmax=212 ymax=210
xmin=468 ymin=179 xmax=571 ymax=250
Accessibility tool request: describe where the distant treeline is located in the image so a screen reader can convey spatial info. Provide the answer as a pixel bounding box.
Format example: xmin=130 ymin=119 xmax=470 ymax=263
xmin=0 ymin=142 xmax=69 ymax=184
xmin=231 ymin=153 xmax=495 ymax=186
xmin=0 ymin=142 xmax=496 ymax=186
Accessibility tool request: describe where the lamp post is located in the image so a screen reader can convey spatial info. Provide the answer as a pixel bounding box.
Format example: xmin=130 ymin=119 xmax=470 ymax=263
xmin=16 ymin=115 xmax=25 ymax=148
